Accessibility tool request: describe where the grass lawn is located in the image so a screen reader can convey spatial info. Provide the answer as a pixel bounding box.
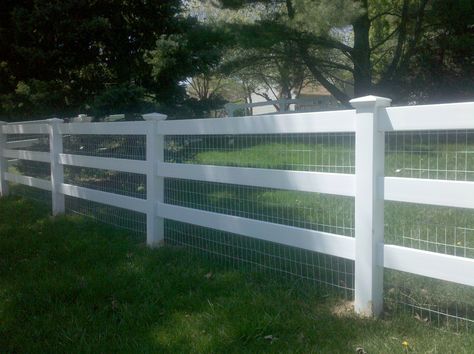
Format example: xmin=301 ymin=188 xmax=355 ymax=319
xmin=1 ymin=196 xmax=474 ymax=353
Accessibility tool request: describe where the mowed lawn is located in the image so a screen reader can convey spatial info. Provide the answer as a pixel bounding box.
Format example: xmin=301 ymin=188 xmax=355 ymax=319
xmin=1 ymin=196 xmax=474 ymax=353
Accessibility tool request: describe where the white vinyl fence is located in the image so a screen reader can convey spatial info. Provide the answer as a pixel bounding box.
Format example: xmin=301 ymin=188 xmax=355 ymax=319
xmin=1 ymin=95 xmax=474 ymax=318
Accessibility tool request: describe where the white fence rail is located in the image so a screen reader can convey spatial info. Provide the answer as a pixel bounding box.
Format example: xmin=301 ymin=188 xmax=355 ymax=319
xmin=1 ymin=96 xmax=474 ymax=317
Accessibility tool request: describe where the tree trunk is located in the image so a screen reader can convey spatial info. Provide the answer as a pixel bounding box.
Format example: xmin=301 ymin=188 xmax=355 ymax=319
xmin=352 ymin=0 xmax=372 ymax=97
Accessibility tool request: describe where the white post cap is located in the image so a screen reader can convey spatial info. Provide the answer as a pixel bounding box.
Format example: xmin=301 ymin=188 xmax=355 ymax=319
xmin=143 ymin=113 xmax=167 ymax=121
xmin=350 ymin=95 xmax=392 ymax=110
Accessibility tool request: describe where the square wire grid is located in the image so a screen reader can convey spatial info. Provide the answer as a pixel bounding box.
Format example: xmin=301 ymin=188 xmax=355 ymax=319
xmin=384 ymin=130 xmax=474 ymax=330
xmin=384 ymin=130 xmax=474 ymax=256
xmin=61 ymin=134 xmax=147 ymax=234
xmin=385 ymin=130 xmax=474 ymax=180
xmin=165 ymin=133 xmax=355 ymax=173
xmin=63 ymin=134 xmax=146 ymax=160
xmin=5 ymin=133 xmax=52 ymax=205
xmin=163 ymin=133 xmax=356 ymax=295
xmin=64 ymin=166 xmax=146 ymax=199
xmin=385 ymin=269 xmax=474 ymax=332
xmin=165 ymin=220 xmax=354 ymax=297
xmin=6 ymin=134 xmax=50 ymax=152
xmin=65 ymin=196 xmax=146 ymax=235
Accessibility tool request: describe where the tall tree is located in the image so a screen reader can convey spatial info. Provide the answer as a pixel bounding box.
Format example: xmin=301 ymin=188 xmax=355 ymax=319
xmin=215 ymin=0 xmax=474 ymax=105
xmin=0 ymin=0 xmax=191 ymax=120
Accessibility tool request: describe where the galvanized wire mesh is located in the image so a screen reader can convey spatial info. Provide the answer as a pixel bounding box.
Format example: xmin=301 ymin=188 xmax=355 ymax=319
xmin=165 ymin=220 xmax=354 ymax=296
xmin=385 ymin=202 xmax=474 ymax=258
xmin=63 ymin=135 xmax=146 ymax=160
xmin=384 ymin=130 xmax=474 ymax=330
xmin=7 ymin=159 xmax=50 ymax=180
xmin=385 ymin=270 xmax=474 ymax=331
xmin=163 ymin=132 xmax=356 ymax=295
xmin=5 ymin=133 xmax=51 ymax=181
xmin=6 ymin=134 xmax=50 ymax=152
xmin=165 ymin=179 xmax=354 ymax=236
xmin=385 ymin=130 xmax=474 ymax=180
xmin=7 ymin=182 xmax=52 ymax=207
xmin=385 ymin=130 xmax=474 ymax=256
xmin=64 ymin=166 xmax=146 ymax=199
xmin=61 ymin=134 xmax=147 ymax=234
xmin=4 ymin=132 xmax=52 ymax=205
xmin=65 ymin=196 xmax=146 ymax=235
xmin=165 ymin=133 xmax=355 ymax=173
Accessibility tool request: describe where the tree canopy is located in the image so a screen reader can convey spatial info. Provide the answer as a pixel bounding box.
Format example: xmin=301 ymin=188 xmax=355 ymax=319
xmin=215 ymin=0 xmax=474 ymax=105
xmin=0 ymin=0 xmax=472 ymax=120
xmin=0 ymin=0 xmax=225 ymax=120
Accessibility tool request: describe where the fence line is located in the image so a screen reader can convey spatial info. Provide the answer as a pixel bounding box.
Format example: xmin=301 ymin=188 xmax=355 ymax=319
xmin=1 ymin=96 xmax=474 ymax=318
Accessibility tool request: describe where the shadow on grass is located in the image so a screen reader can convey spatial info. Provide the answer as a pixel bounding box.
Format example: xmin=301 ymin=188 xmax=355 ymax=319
xmin=1 ymin=196 xmax=473 ymax=353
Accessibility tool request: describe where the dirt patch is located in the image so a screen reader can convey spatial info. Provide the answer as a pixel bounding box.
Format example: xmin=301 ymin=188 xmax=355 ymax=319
xmin=331 ymin=300 xmax=355 ymax=317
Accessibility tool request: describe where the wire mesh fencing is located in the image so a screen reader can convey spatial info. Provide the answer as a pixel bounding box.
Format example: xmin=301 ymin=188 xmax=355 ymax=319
xmin=4 ymin=131 xmax=148 ymax=235
xmin=6 ymin=133 xmax=50 ymax=152
xmin=384 ymin=130 xmax=474 ymax=330
xmin=385 ymin=130 xmax=474 ymax=181
xmin=165 ymin=220 xmax=355 ymax=296
xmin=165 ymin=133 xmax=355 ymax=173
xmin=5 ymin=133 xmax=52 ymax=205
xmin=384 ymin=269 xmax=474 ymax=331
xmin=163 ymin=133 xmax=356 ymax=296
xmin=65 ymin=196 xmax=146 ymax=235
xmin=62 ymin=134 xmax=147 ymax=235
xmin=63 ymin=134 xmax=146 ymax=160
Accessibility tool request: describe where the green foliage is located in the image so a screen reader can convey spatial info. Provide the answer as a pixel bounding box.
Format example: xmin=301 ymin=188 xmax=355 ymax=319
xmin=0 ymin=0 xmax=222 ymax=120
xmin=91 ymin=84 xmax=157 ymax=118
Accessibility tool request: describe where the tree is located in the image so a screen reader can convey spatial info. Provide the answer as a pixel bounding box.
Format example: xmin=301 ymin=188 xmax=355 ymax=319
xmin=214 ymin=0 xmax=474 ymax=105
xmin=187 ymin=0 xmax=314 ymax=113
xmin=0 ymin=0 xmax=198 ymax=120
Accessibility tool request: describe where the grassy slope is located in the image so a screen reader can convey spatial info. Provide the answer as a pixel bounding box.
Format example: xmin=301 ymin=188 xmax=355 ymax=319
xmin=1 ymin=196 xmax=474 ymax=353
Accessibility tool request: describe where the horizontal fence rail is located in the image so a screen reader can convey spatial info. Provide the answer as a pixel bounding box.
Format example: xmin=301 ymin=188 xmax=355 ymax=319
xmin=385 ymin=177 xmax=474 ymax=209
xmin=3 ymin=149 xmax=50 ymax=162
xmin=59 ymin=121 xmax=148 ymax=135
xmin=2 ymin=123 xmax=50 ymax=134
xmin=59 ymin=154 xmax=147 ymax=174
xmin=1 ymin=97 xmax=474 ymax=319
xmin=157 ymin=162 xmax=355 ymax=197
xmin=157 ymin=110 xmax=355 ymax=135
xmin=157 ymin=202 xmax=356 ymax=260
xmin=384 ymin=244 xmax=474 ymax=287
xmin=60 ymin=183 xmax=148 ymax=213
xmin=4 ymin=172 xmax=51 ymax=191
xmin=381 ymin=102 xmax=474 ymax=131
xmin=6 ymin=138 xmax=40 ymax=149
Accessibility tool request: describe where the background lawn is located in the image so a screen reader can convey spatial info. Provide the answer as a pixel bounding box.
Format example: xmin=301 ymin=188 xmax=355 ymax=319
xmin=1 ymin=196 xmax=474 ymax=353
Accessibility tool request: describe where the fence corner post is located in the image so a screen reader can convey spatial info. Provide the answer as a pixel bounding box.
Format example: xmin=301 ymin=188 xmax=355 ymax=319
xmin=0 ymin=121 xmax=9 ymax=197
xmin=143 ymin=113 xmax=167 ymax=247
xmin=47 ymin=118 xmax=65 ymax=215
xmin=350 ymin=95 xmax=391 ymax=317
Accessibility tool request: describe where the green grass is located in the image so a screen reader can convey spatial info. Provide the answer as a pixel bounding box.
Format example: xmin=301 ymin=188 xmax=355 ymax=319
xmin=2 ymin=196 xmax=474 ymax=353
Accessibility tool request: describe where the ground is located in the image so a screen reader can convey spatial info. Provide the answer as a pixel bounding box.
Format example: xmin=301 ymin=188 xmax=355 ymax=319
xmin=1 ymin=196 xmax=474 ymax=353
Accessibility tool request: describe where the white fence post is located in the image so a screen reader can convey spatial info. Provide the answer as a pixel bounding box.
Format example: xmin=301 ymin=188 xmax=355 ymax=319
xmin=0 ymin=121 xmax=9 ymax=197
xmin=48 ymin=118 xmax=65 ymax=215
xmin=350 ymin=95 xmax=391 ymax=317
xmin=143 ymin=113 xmax=167 ymax=246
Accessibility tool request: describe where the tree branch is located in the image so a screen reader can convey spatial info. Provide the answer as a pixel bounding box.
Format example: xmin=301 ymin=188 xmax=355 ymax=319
xmin=383 ymin=0 xmax=409 ymax=81
xmin=298 ymin=45 xmax=351 ymax=106
xmin=370 ymin=27 xmax=399 ymax=52
xmin=369 ymin=10 xmax=400 ymax=23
